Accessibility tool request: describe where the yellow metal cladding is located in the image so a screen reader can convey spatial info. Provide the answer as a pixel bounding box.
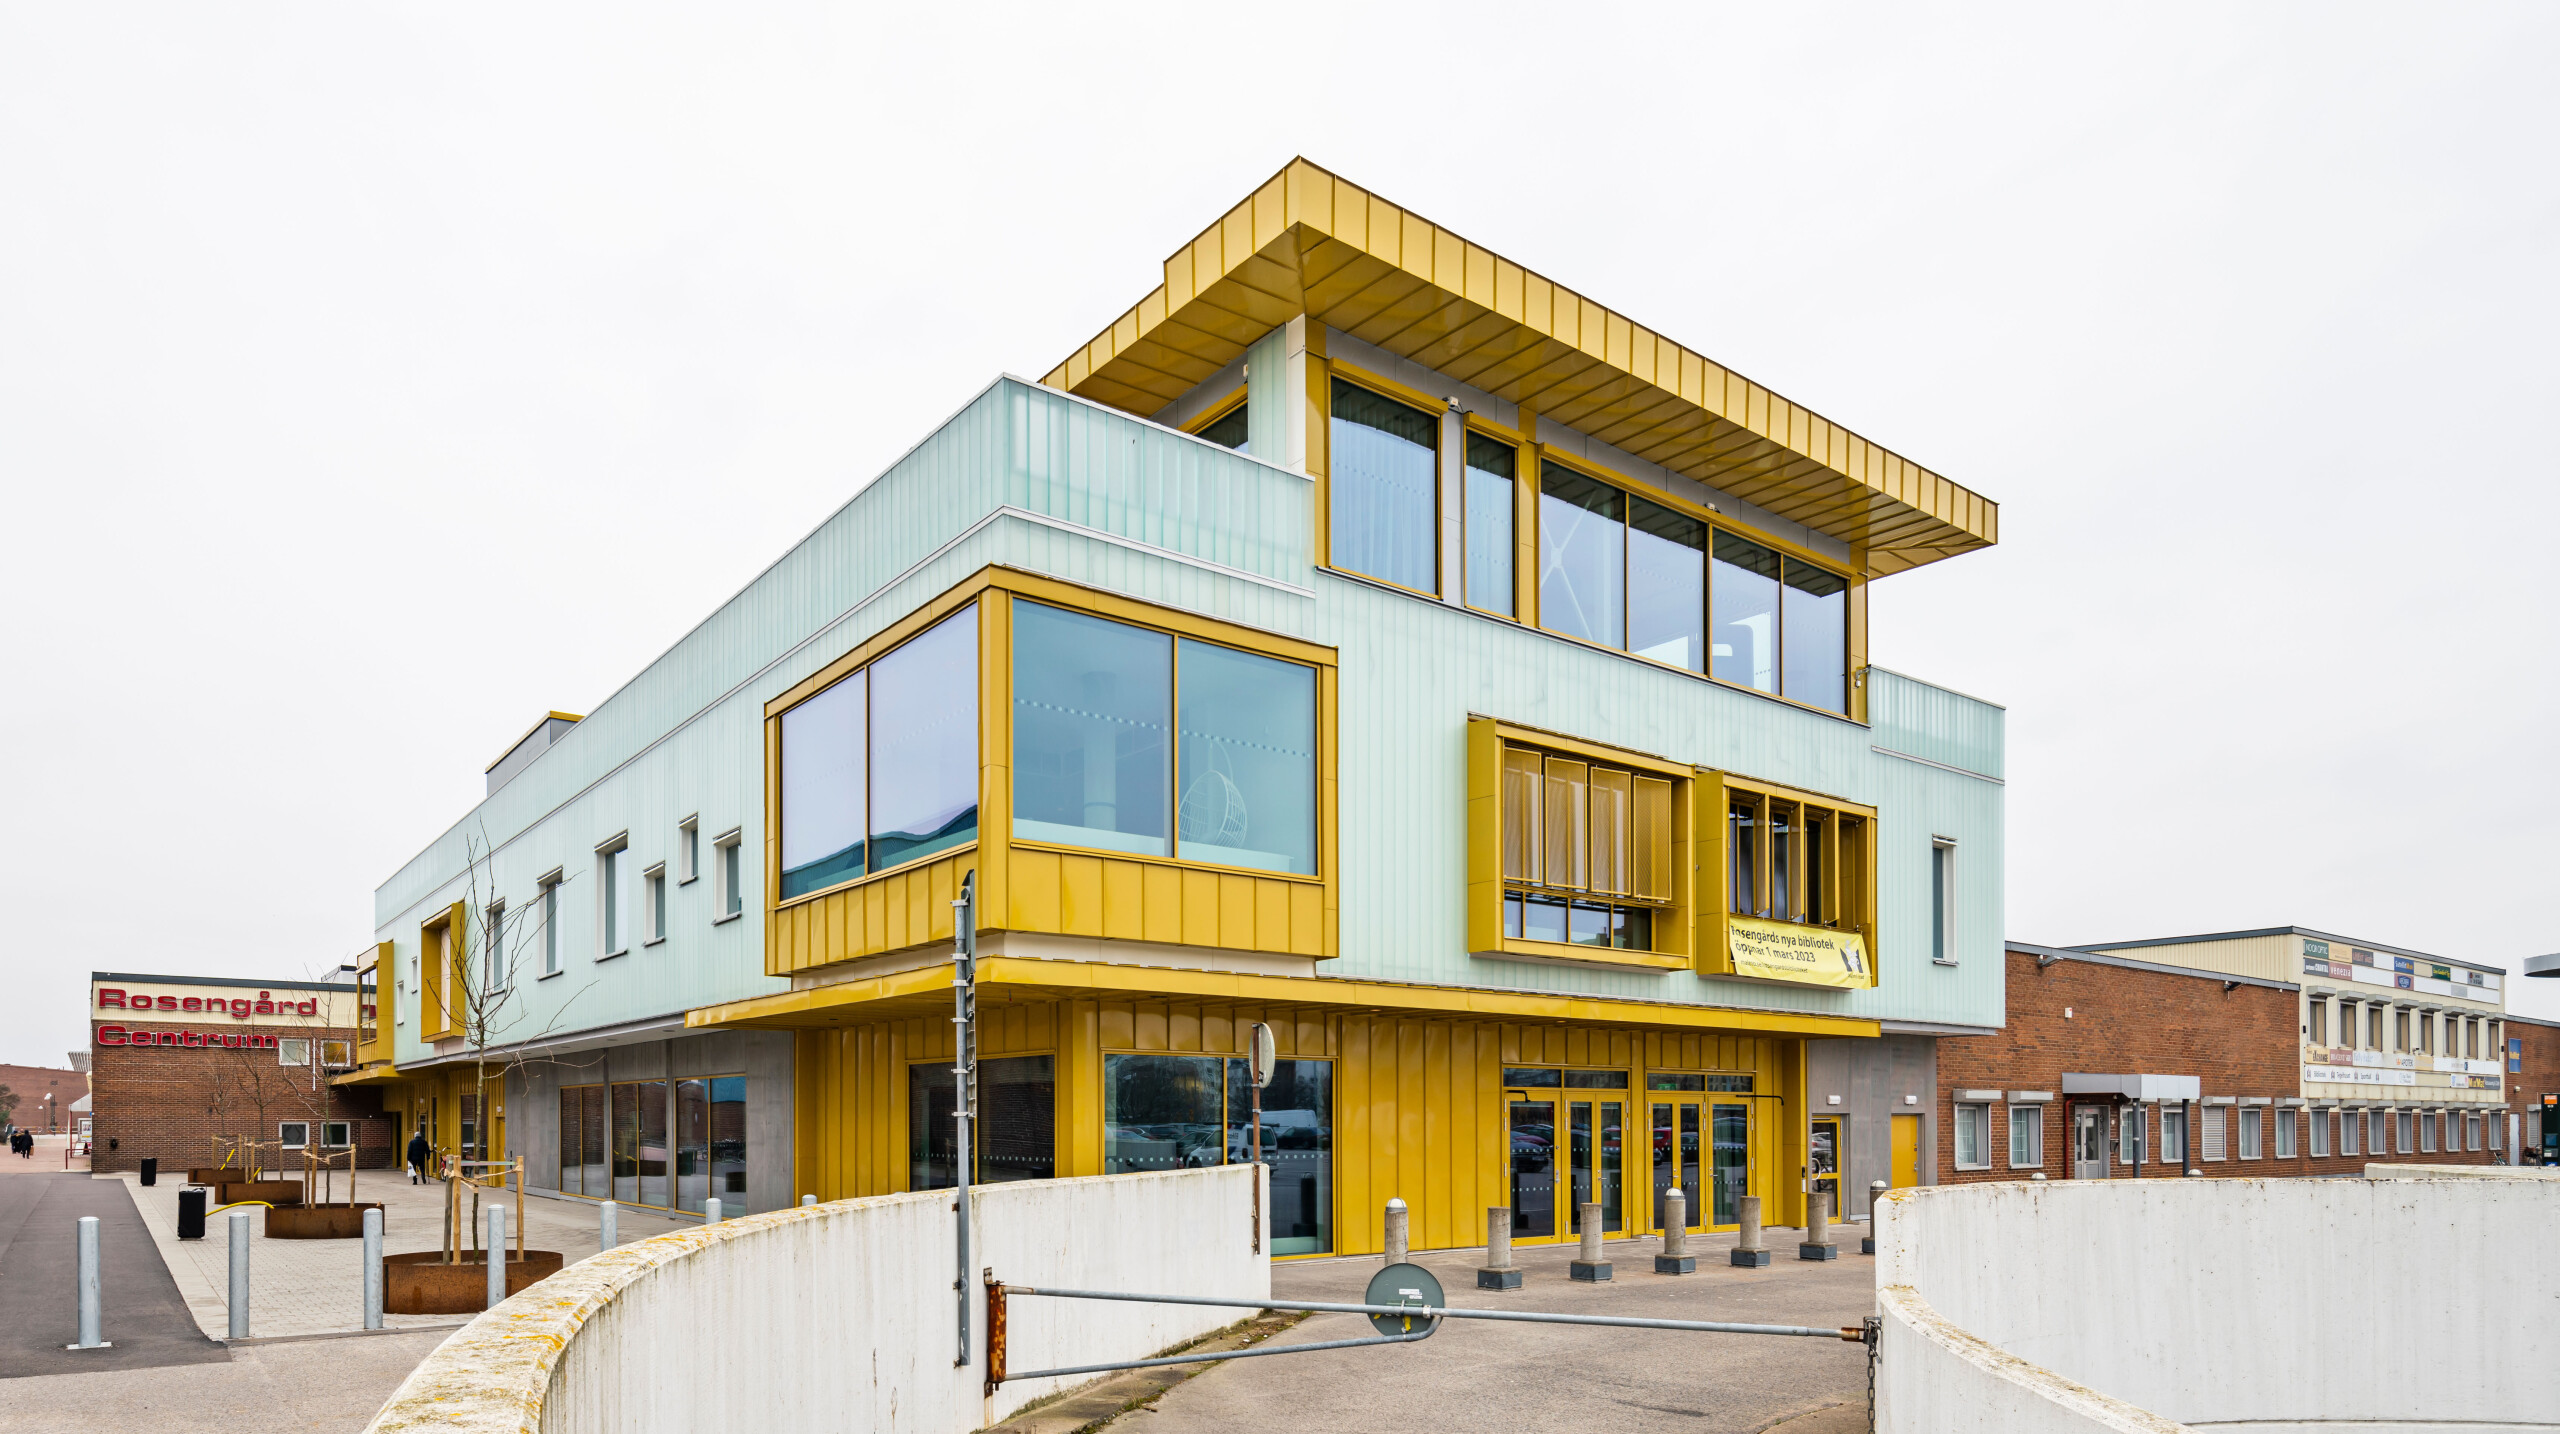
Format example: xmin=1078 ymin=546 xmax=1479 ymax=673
xmin=785 ymin=981 xmax=1822 ymax=1248
xmin=764 ymin=568 xmax=1341 ymax=979
xmin=1042 ymin=158 xmax=1995 ymax=576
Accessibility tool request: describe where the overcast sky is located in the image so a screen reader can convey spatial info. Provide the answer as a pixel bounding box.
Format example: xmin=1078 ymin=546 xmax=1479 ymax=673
xmin=5 ymin=4 xmax=2555 ymax=1067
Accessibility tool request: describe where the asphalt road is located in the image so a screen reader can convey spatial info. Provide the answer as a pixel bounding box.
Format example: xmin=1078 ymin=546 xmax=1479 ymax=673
xmin=1124 ymin=1230 xmax=1874 ymax=1434
xmin=0 ymin=1174 xmax=229 ymax=1378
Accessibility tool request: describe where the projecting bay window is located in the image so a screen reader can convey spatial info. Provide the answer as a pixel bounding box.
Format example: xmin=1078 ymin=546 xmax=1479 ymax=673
xmin=1698 ymin=773 xmax=1878 ymax=988
xmin=1467 ymin=719 xmax=1688 ymax=971
xmin=777 ymin=604 xmax=980 ymax=900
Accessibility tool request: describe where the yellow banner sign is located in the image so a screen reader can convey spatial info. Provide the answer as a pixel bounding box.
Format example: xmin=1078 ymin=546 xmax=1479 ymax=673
xmin=1727 ymin=916 xmax=1873 ymax=988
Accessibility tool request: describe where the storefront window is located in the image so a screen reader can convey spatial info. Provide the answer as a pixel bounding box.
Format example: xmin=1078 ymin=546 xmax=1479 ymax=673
xmin=563 ymin=1077 xmax=742 ymax=1211
xmin=1103 ymin=1052 xmax=1333 ymax=1255
xmin=909 ymin=1055 xmax=1055 ymax=1190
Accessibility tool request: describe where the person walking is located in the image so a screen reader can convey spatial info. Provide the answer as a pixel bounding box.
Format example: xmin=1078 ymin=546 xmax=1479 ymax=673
xmin=405 ymin=1128 xmax=429 ymax=1184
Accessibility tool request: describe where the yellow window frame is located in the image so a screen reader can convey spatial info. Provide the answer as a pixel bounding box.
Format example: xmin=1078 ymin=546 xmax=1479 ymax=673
xmin=418 ymin=902 xmax=467 ymax=1041
xmin=1695 ymin=771 xmax=1878 ymax=989
xmin=1465 ymin=716 xmax=1692 ymax=972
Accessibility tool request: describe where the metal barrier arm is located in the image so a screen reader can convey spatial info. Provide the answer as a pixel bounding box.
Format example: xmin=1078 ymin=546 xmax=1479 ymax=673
xmin=1001 ymin=1320 xmax=1438 ymax=1385
xmin=1003 ymin=1285 xmax=1863 ymax=1342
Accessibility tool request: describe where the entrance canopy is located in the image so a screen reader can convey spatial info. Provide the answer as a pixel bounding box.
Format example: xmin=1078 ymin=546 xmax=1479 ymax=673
xmin=2061 ymin=1073 xmax=2201 ymax=1102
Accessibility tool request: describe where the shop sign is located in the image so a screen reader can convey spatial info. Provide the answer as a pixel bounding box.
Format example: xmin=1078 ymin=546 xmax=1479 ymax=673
xmin=96 ymin=1025 xmax=279 ymax=1050
xmin=1725 ymin=915 xmax=1871 ymax=988
xmin=2304 ymin=939 xmax=2331 ymax=961
xmin=98 ymin=986 xmax=318 ymax=1018
xmin=2303 ymin=1066 xmax=2417 ymax=1086
xmin=2433 ymin=1056 xmax=2503 ymax=1076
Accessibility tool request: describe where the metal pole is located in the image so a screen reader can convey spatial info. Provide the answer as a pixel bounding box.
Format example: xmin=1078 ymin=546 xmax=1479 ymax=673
xmin=486 ymin=1205 xmax=507 ymax=1311
xmin=72 ymin=1215 xmax=106 ymax=1349
xmin=226 ymin=1210 xmax=251 ymax=1339
xmin=362 ymin=1207 xmax=384 ymax=1331
xmin=706 ymin=1197 xmax=723 ymax=1226
xmin=951 ymin=870 xmax=976 ymax=1370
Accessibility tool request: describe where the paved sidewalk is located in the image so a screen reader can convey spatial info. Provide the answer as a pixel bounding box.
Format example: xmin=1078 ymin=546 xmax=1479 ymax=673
xmin=0 ymin=1174 xmax=226 ymax=1378
xmin=106 ymin=1170 xmax=699 ymax=1340
xmin=0 ymin=1135 xmax=85 ymax=1175
xmin=0 ymin=1327 xmax=448 ymax=1433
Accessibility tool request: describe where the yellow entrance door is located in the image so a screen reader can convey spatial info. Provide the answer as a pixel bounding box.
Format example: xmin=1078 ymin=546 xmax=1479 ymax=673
xmin=1506 ymin=1081 xmax=1627 ymax=1243
xmin=1891 ymin=1113 xmax=1922 ymax=1189
xmin=1648 ymin=1098 xmax=1702 ymax=1234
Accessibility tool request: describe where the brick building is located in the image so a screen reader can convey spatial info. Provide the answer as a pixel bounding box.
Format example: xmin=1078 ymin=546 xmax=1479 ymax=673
xmin=2503 ymin=1010 xmax=2560 ymax=1162
xmin=88 ymin=971 xmax=394 ymax=1175
xmin=0 ymin=1061 xmax=87 ymax=1134
xmin=1939 ymin=940 xmax=2502 ymax=1184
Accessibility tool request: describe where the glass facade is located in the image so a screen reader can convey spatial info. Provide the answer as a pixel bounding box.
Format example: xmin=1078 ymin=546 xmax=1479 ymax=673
xmin=561 ymin=1076 xmax=747 ymax=1212
xmin=1102 ymin=1053 xmax=1333 ymax=1255
xmin=1015 ymin=602 xmax=1316 ymax=876
xmin=1710 ymin=533 xmax=1781 ymax=693
xmin=1627 ymin=496 xmax=1707 ymax=672
xmin=908 ymin=1055 xmax=1056 ymax=1191
xmin=1328 ymin=379 xmax=1437 ymax=591
xmin=1462 ymin=434 xmax=1514 ymax=615
xmin=1538 ymin=466 xmax=1624 ymax=648
xmin=779 ymin=604 xmax=979 ymax=899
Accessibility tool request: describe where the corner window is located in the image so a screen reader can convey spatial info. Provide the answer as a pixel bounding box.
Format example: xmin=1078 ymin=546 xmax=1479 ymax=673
xmin=909 ymin=1055 xmax=1055 ymax=1190
xmin=1953 ymin=1103 xmax=1988 ymax=1169
xmin=2007 ymin=1104 xmax=2043 ymax=1168
xmin=715 ymin=831 xmax=744 ymax=919
xmin=779 ymin=604 xmax=980 ymax=900
xmin=1462 ymin=433 xmax=1515 ymax=616
xmin=1012 ymin=602 xmax=1316 ymax=875
xmin=1328 ymin=379 xmax=1437 ymax=592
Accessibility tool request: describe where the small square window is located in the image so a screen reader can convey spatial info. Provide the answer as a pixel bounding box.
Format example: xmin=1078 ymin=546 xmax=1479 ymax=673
xmin=321 ymin=1121 xmax=352 ymax=1148
xmin=277 ymin=1038 xmax=312 ymax=1067
xmin=279 ymin=1121 xmax=310 ymax=1149
xmin=319 ymin=1039 xmax=353 ymax=1068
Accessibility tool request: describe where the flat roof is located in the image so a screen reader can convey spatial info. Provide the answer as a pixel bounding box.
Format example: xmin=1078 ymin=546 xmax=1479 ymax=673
xmin=91 ymin=971 xmax=374 ymax=995
xmin=2066 ymin=926 xmax=2504 ymax=977
xmin=1047 ymin=158 xmax=1997 ymax=578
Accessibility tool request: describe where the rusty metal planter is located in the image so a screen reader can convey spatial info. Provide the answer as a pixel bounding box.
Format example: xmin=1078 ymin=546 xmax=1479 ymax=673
xmin=264 ymin=1202 xmax=383 ymax=1239
xmin=383 ymin=1250 xmax=565 ymax=1314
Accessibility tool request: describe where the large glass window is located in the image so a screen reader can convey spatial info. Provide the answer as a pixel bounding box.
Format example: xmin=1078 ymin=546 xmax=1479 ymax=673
xmin=1328 ymin=379 xmax=1436 ymax=591
xmin=1710 ymin=533 xmax=1780 ymax=693
xmin=780 ymin=605 xmax=980 ymax=900
xmin=868 ymin=609 xmax=980 ymax=869
xmin=909 ymin=1054 xmax=1056 ymax=1191
xmin=1103 ymin=1052 xmax=1333 ymax=1255
xmin=1463 ymin=434 xmax=1515 ymax=615
xmin=1627 ymin=497 xmax=1706 ymax=672
xmin=1781 ymin=558 xmax=1847 ymax=711
xmin=609 ymin=1079 xmax=669 ymax=1207
xmin=1538 ymin=466 xmax=1624 ymax=648
xmin=1015 ymin=603 xmax=1316 ymax=876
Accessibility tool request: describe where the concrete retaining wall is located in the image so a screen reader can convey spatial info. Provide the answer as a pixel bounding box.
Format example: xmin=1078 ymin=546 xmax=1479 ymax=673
xmin=1876 ymin=1176 xmax=2560 ymax=1431
xmin=364 ymin=1166 xmax=1266 ymax=1434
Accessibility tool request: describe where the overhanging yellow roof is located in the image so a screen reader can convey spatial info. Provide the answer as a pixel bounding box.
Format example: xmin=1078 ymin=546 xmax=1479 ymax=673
xmin=1045 ymin=158 xmax=1996 ymax=577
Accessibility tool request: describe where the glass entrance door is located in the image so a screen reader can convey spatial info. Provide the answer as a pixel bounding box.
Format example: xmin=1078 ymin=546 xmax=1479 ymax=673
xmin=1510 ymin=1092 xmax=1558 ymax=1239
xmin=1650 ymin=1100 xmax=1702 ymax=1233
xmin=2073 ymin=1106 xmax=2110 ymax=1179
xmin=1809 ymin=1116 xmax=1843 ymax=1214
xmin=1711 ymin=1103 xmax=1749 ymax=1227
xmin=1510 ymin=1084 xmax=1624 ymax=1242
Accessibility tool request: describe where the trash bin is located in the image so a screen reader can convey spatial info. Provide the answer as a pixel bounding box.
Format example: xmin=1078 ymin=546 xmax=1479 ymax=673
xmin=177 ymin=1187 xmax=207 ymax=1241
xmin=141 ymin=1156 xmax=159 ymax=1186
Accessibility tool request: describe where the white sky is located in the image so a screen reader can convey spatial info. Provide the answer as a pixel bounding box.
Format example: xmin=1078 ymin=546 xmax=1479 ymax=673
xmin=5 ymin=5 xmax=2556 ymax=1067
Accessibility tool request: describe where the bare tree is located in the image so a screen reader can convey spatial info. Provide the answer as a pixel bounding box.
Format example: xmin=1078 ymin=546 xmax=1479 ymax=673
xmin=200 ymin=995 xmax=344 ymax=1181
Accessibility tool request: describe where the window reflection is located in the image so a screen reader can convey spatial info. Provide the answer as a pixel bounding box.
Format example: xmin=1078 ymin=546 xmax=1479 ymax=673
xmin=1781 ymin=559 xmax=1847 ymax=711
xmin=1103 ymin=1052 xmax=1333 ymax=1254
xmin=1176 ymin=640 xmax=1315 ymax=875
xmin=1463 ymin=434 xmax=1515 ymax=616
xmin=1627 ymin=497 xmax=1705 ymax=672
xmin=1012 ymin=603 xmax=1171 ymax=857
xmin=1710 ymin=534 xmax=1780 ymax=693
xmin=1329 ymin=381 xmax=1437 ymax=591
xmin=779 ymin=671 xmax=865 ymax=897
xmin=910 ymin=1055 xmax=1054 ymax=1190
xmin=1539 ymin=467 xmax=1624 ymax=648
xmin=869 ymin=609 xmax=979 ymax=869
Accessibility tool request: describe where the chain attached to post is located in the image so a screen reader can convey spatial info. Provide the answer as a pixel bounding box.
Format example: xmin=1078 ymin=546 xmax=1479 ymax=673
xmin=1864 ymin=1313 xmax=1882 ymax=1433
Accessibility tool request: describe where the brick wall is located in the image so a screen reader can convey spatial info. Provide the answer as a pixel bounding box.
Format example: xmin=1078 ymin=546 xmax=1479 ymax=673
xmin=89 ymin=1021 xmax=391 ymax=1174
xmin=1938 ymin=946 xmax=2495 ymax=1184
xmin=2502 ymin=1015 xmax=2560 ymax=1160
xmin=0 ymin=1062 xmax=86 ymax=1132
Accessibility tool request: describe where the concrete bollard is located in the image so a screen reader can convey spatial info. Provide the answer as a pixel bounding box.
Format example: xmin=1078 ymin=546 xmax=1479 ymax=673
xmin=1569 ymin=1203 xmax=1612 ymax=1282
xmin=600 ymin=1200 xmax=619 ymax=1253
xmin=226 ymin=1210 xmax=251 ymax=1338
xmin=1478 ymin=1207 xmax=1522 ymax=1290
xmin=1655 ymin=1190 xmax=1695 ymax=1274
xmin=1862 ymin=1180 xmax=1887 ymax=1255
xmin=486 ymin=1206 xmax=508 ymax=1311
xmin=1799 ymin=1190 xmax=1839 ymax=1261
xmin=1383 ymin=1197 xmax=1409 ymax=1264
xmin=1731 ymin=1194 xmax=1772 ymax=1267
xmin=801 ymin=1194 xmax=817 ymax=1208
xmin=71 ymin=1215 xmax=107 ymax=1349
xmin=362 ymin=1207 xmax=384 ymax=1331
xmin=706 ymin=1197 xmax=723 ymax=1226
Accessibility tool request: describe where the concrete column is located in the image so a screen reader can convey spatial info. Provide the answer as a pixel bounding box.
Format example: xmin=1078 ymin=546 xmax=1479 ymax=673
xmin=1732 ymin=1194 xmax=1772 ymax=1267
xmin=1655 ymin=1190 xmax=1695 ymax=1274
xmin=1799 ymin=1190 xmax=1839 ymax=1261
xmin=1477 ymin=1207 xmax=1521 ymax=1290
xmin=1382 ymin=1198 xmax=1409 ymax=1265
xmin=1569 ymin=1204 xmax=1612 ymax=1282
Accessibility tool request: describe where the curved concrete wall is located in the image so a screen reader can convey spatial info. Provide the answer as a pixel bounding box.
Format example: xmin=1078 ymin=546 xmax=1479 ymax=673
xmin=1876 ymin=1176 xmax=2560 ymax=1432
xmin=364 ymin=1166 xmax=1265 ymax=1434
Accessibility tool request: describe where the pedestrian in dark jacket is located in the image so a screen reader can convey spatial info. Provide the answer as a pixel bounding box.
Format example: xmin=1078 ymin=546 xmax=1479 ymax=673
xmin=406 ymin=1130 xmax=430 ymax=1184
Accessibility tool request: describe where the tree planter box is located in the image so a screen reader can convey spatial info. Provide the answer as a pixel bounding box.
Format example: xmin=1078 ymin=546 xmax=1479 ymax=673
xmin=383 ymin=1250 xmax=565 ymax=1314
xmin=217 ymin=1180 xmax=304 ymax=1208
xmin=265 ymin=1202 xmax=382 ymax=1239
xmin=188 ymin=1168 xmax=244 ymax=1186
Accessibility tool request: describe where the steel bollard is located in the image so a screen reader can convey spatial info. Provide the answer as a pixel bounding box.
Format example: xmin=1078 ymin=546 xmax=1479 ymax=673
xmin=1478 ymin=1206 xmax=1521 ymax=1290
xmin=1383 ymin=1197 xmax=1409 ymax=1265
xmin=227 ymin=1210 xmax=251 ymax=1338
xmin=1656 ymin=1190 xmax=1695 ymax=1274
xmin=801 ymin=1194 xmax=817 ymax=1208
xmin=486 ymin=1206 xmax=508 ymax=1311
xmin=1799 ymin=1190 xmax=1839 ymax=1261
xmin=70 ymin=1215 xmax=107 ymax=1349
xmin=1732 ymin=1194 xmax=1772 ymax=1267
xmin=600 ymin=1199 xmax=619 ymax=1253
xmin=1570 ymin=1202 xmax=1611 ymax=1281
xmin=362 ymin=1207 xmax=384 ymax=1330
xmin=706 ymin=1197 xmax=723 ymax=1225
